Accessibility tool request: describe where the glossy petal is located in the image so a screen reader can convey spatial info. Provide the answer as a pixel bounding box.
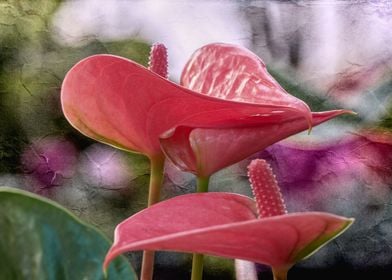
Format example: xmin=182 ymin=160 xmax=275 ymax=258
xmin=104 ymin=193 xmax=353 ymax=271
xmin=181 ymin=43 xmax=306 ymax=106
xmin=161 ymin=110 xmax=350 ymax=176
xmin=61 ymin=54 xmax=311 ymax=159
xmin=157 ymin=43 xmax=352 ymax=176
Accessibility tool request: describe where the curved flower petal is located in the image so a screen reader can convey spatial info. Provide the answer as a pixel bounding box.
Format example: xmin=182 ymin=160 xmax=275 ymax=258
xmin=104 ymin=193 xmax=353 ymax=271
xmin=160 ymin=110 xmax=350 ymax=177
xmin=181 ymin=43 xmax=305 ymax=107
xmin=61 ymin=54 xmax=311 ymax=159
xmin=157 ymin=43 xmax=352 ymax=176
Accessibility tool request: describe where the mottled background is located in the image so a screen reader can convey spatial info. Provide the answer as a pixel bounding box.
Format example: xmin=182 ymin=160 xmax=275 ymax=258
xmin=1 ymin=0 xmax=392 ymax=279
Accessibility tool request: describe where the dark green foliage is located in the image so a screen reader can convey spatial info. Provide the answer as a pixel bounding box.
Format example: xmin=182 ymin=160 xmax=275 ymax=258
xmin=0 ymin=187 xmax=137 ymax=280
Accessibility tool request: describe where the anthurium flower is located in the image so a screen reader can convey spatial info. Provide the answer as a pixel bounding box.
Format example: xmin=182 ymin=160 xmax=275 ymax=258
xmin=61 ymin=43 xmax=351 ymax=279
xmin=104 ymin=159 xmax=353 ymax=279
xmin=61 ymin=42 xmax=349 ymax=172
xmin=62 ymin=46 xmax=311 ymax=161
xmin=160 ymin=43 xmax=352 ymax=177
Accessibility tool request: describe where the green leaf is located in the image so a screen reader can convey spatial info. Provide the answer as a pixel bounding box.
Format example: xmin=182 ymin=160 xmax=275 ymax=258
xmin=0 ymin=187 xmax=137 ymax=280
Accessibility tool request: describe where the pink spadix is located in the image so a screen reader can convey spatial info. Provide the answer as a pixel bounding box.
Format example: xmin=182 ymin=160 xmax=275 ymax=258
xmin=148 ymin=43 xmax=168 ymax=79
xmin=248 ymin=159 xmax=287 ymax=218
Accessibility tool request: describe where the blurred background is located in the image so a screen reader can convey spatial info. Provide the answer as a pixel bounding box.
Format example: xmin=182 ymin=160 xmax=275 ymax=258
xmin=1 ymin=0 xmax=392 ymax=279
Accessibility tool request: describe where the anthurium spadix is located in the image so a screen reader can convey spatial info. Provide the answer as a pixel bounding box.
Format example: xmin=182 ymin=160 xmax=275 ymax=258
xmin=104 ymin=159 xmax=353 ymax=279
xmin=160 ymin=43 xmax=352 ymax=177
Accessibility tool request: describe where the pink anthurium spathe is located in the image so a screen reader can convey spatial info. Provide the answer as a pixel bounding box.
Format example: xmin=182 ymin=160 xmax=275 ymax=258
xmin=104 ymin=160 xmax=354 ymax=279
xmin=160 ymin=110 xmax=346 ymax=177
xmin=61 ymin=43 xmax=350 ymax=173
xmin=61 ymin=44 xmax=313 ymax=161
xmin=160 ymin=43 xmax=352 ymax=177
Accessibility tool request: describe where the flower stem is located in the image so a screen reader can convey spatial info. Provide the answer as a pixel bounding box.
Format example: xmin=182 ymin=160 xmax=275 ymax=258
xmin=196 ymin=176 xmax=210 ymax=193
xmin=146 ymin=155 xmax=165 ymax=207
xmin=140 ymin=155 xmax=165 ymax=280
xmin=191 ymin=176 xmax=210 ymax=280
xmin=272 ymin=267 xmax=288 ymax=280
xmin=191 ymin=254 xmax=204 ymax=280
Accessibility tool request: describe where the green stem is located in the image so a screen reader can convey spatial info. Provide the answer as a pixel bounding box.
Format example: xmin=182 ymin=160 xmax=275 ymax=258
xmin=146 ymin=155 xmax=165 ymax=207
xmin=272 ymin=267 xmax=288 ymax=280
xmin=140 ymin=155 xmax=165 ymax=280
xmin=196 ymin=176 xmax=210 ymax=193
xmin=191 ymin=176 xmax=210 ymax=280
xmin=191 ymin=254 xmax=204 ymax=280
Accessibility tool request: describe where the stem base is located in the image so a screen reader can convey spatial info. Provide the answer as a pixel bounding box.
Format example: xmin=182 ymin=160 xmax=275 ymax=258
xmin=140 ymin=155 xmax=165 ymax=280
xmin=190 ymin=176 xmax=210 ymax=280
